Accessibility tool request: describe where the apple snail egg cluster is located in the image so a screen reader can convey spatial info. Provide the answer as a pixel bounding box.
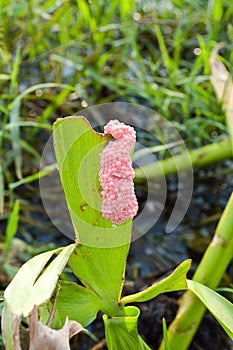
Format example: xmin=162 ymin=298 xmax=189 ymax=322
xmin=99 ymin=120 xmax=138 ymax=224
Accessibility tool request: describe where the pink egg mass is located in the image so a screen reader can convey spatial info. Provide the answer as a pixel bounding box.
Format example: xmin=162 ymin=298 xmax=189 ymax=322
xmin=99 ymin=120 xmax=138 ymax=224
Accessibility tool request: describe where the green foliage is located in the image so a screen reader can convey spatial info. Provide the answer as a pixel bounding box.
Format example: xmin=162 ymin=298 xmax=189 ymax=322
xmin=53 ymin=116 xmax=113 ymax=236
xmin=1 ymin=0 xmax=231 ymax=134
xmin=120 ymin=259 xmax=191 ymax=304
xmin=1 ymin=0 xmax=232 ymax=214
xmin=162 ymin=318 xmax=171 ymax=350
xmin=187 ymin=280 xmax=233 ymax=339
xmin=161 ymin=192 xmax=233 ymax=350
xmin=103 ymin=306 xmax=151 ymax=350
xmin=2 ymin=244 xmax=76 ymax=349
xmin=52 ymin=280 xmax=102 ymax=328
xmin=3 ymin=244 xmax=76 ymax=317
xmin=53 ymin=116 xmax=132 ymax=316
xmin=53 ymin=116 xmax=133 ymax=243
xmin=2 ymin=115 xmax=193 ymax=349
xmin=51 ymin=116 xmax=194 ymax=349
xmin=68 ymin=244 xmax=130 ymax=316
xmin=5 ymin=200 xmax=20 ymax=252
xmin=9 ymin=82 xmax=76 ymax=180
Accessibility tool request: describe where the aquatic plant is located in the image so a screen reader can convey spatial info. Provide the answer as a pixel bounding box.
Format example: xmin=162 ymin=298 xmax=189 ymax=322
xmin=1 ymin=117 xmax=232 ymax=349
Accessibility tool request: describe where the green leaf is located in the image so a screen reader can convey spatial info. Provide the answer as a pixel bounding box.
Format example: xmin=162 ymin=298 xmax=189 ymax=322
xmin=4 ymin=244 xmax=76 ymax=317
xmin=162 ymin=318 xmax=171 ymax=350
xmin=78 ymin=0 xmax=96 ymax=32
xmin=5 ymin=199 xmax=20 ymax=252
xmin=53 ymin=116 xmax=132 ymax=247
xmin=52 ymin=280 xmax=102 ymax=328
xmin=103 ymin=306 xmax=151 ymax=350
xmin=120 ymin=260 xmax=191 ymax=304
xmin=69 ymin=244 xmax=130 ymax=316
xmin=187 ymin=280 xmax=233 ymax=340
xmin=53 ymin=116 xmax=133 ymax=316
xmin=9 ymin=46 xmax=21 ymax=94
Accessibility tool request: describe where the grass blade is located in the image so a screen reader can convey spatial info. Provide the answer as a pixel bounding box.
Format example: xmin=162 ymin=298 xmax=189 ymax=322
xmin=5 ymin=199 xmax=20 ymax=252
xmin=162 ymin=318 xmax=171 ymax=350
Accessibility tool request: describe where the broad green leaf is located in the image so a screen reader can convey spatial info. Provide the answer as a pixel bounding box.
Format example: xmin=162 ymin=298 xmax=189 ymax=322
xmin=103 ymin=306 xmax=151 ymax=350
xmin=120 ymin=260 xmax=191 ymax=304
xmin=52 ymin=280 xmax=102 ymax=328
xmin=5 ymin=199 xmax=20 ymax=252
xmin=53 ymin=116 xmax=132 ymax=247
xmin=4 ymin=244 xmax=76 ymax=317
xmin=53 ymin=116 xmax=133 ymax=315
xmin=69 ymin=244 xmax=130 ymax=316
xmin=187 ymin=280 xmax=233 ymax=340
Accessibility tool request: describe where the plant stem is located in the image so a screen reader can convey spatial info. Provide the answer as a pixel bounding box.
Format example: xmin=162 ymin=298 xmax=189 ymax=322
xmin=159 ymin=192 xmax=233 ymax=350
xmin=134 ymin=138 xmax=232 ymax=182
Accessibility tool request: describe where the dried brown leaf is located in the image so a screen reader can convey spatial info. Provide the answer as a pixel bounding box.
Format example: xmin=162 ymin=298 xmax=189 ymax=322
xmin=1 ymin=305 xmax=22 ymax=350
xmin=28 ymin=306 xmax=85 ymax=350
xmin=210 ymin=44 xmax=233 ymax=137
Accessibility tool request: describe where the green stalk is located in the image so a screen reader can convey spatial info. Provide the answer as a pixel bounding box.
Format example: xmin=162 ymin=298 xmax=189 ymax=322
xmin=134 ymin=138 xmax=232 ymax=182
xmin=159 ymin=193 xmax=233 ymax=350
